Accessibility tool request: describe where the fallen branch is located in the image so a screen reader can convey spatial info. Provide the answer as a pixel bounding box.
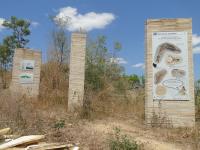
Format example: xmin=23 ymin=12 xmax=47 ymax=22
xmin=0 ymin=135 xmax=45 ymax=150
xmin=0 ymin=128 xmax=10 ymax=136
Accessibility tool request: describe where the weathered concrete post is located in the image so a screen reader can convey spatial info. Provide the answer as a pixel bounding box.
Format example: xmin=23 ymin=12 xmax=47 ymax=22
xmin=68 ymin=32 xmax=87 ymax=111
xmin=10 ymin=48 xmax=42 ymax=97
xmin=145 ymin=18 xmax=195 ymax=127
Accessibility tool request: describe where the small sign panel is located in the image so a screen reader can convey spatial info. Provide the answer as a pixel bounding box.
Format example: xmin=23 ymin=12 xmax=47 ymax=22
xmin=19 ymin=73 xmax=34 ymax=84
xmin=152 ymin=32 xmax=189 ymax=100
xmin=21 ymin=60 xmax=35 ymax=71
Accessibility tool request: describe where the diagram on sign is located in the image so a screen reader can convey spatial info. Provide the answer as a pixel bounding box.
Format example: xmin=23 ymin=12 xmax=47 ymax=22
xmin=21 ymin=60 xmax=35 ymax=71
xmin=152 ymin=32 xmax=189 ymax=100
xmin=19 ymin=73 xmax=34 ymax=84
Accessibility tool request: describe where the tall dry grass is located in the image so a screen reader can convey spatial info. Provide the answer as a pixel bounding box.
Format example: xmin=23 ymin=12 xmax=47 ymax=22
xmin=0 ymin=70 xmax=11 ymax=89
xmin=0 ymin=61 xmax=145 ymax=132
xmin=0 ymin=61 xmax=200 ymax=149
xmin=39 ymin=61 xmax=69 ymax=108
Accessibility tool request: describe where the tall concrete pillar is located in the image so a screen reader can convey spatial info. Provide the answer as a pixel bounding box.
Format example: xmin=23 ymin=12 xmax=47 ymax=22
xmin=145 ymin=18 xmax=195 ymax=127
xmin=68 ymin=32 xmax=87 ymax=111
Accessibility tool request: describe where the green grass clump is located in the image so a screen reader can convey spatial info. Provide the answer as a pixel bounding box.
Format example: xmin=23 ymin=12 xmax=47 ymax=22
xmin=109 ymin=127 xmax=139 ymax=150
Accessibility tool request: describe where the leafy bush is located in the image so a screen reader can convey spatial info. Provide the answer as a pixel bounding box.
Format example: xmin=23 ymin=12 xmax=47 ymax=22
xmin=109 ymin=127 xmax=139 ymax=150
xmin=54 ymin=119 xmax=65 ymax=130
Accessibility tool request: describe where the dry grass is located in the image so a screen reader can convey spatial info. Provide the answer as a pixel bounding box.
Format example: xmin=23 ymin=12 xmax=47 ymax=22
xmin=82 ymin=83 xmax=145 ymax=121
xmin=0 ymin=70 xmax=11 ymax=89
xmin=0 ymin=89 xmax=200 ymax=149
xmin=147 ymin=124 xmax=200 ymax=150
xmin=0 ymin=67 xmax=145 ymax=149
xmin=0 ymin=90 xmax=109 ymax=149
xmin=39 ymin=61 xmax=69 ymax=107
xmin=1 ymin=62 xmax=200 ymax=149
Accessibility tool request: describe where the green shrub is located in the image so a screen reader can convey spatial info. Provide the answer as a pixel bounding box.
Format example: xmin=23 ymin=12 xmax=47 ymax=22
xmin=109 ymin=127 xmax=139 ymax=150
xmin=54 ymin=119 xmax=65 ymax=130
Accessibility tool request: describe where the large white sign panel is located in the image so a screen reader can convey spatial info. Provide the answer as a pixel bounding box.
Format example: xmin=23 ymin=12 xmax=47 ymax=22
xmin=152 ymin=32 xmax=189 ymax=100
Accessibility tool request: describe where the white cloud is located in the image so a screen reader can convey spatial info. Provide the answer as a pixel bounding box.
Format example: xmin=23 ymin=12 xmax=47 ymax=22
xmin=132 ymin=63 xmax=145 ymax=69
xmin=193 ymin=34 xmax=200 ymax=47
xmin=193 ymin=46 xmax=200 ymax=54
xmin=0 ymin=18 xmax=5 ymax=31
xmin=193 ymin=34 xmax=200 ymax=54
xmin=54 ymin=7 xmax=115 ymax=32
xmin=110 ymin=57 xmax=127 ymax=64
xmin=31 ymin=21 xmax=39 ymax=27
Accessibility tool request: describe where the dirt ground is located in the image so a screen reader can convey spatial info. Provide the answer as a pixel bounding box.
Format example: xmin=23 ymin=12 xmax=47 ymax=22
xmin=1 ymin=90 xmax=199 ymax=150
xmin=85 ymin=119 xmax=185 ymax=150
xmin=49 ymin=117 xmax=197 ymax=150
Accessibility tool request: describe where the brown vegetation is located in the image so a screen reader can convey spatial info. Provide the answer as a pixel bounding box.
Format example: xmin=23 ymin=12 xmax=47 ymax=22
xmin=0 ymin=68 xmax=200 ymax=150
xmin=0 ymin=34 xmax=200 ymax=149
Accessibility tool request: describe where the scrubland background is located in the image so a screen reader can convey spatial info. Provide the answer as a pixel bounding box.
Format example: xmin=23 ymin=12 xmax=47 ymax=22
xmin=0 ymin=17 xmax=200 ymax=150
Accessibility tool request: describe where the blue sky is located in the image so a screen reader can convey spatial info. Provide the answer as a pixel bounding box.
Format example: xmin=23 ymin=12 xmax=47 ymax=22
xmin=0 ymin=0 xmax=199 ymax=79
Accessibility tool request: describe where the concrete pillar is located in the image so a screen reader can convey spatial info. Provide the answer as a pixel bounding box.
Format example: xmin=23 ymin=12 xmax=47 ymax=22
xmin=10 ymin=48 xmax=42 ymax=97
xmin=145 ymin=18 xmax=195 ymax=127
xmin=68 ymin=32 xmax=87 ymax=111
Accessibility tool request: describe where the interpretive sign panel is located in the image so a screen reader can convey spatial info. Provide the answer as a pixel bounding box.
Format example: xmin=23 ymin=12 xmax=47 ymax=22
xmin=152 ymin=32 xmax=189 ymax=100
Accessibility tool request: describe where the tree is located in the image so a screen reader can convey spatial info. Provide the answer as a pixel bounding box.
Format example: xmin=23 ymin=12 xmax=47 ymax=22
xmin=0 ymin=44 xmax=12 ymax=88
xmin=83 ymin=36 xmax=124 ymax=117
xmin=195 ymin=80 xmax=200 ymax=110
xmin=140 ymin=75 xmax=145 ymax=87
xmin=0 ymin=16 xmax=31 ymax=88
xmin=108 ymin=42 xmax=124 ymax=80
xmin=85 ymin=36 xmax=108 ymax=90
xmin=85 ymin=36 xmax=123 ymax=91
xmin=44 ymin=16 xmax=70 ymax=90
xmin=48 ymin=29 xmax=69 ymax=65
xmin=127 ymin=74 xmax=140 ymax=89
xmin=112 ymin=42 xmax=122 ymax=58
xmin=48 ymin=15 xmax=70 ymax=66
xmin=2 ymin=16 xmax=31 ymax=48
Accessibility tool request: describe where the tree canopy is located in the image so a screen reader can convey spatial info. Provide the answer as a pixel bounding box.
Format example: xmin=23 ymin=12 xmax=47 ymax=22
xmin=0 ymin=16 xmax=31 ymax=88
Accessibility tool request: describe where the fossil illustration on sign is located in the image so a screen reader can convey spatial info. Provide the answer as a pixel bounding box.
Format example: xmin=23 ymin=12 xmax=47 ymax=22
xmin=165 ymin=55 xmax=182 ymax=66
xmin=156 ymin=85 xmax=167 ymax=96
xmin=153 ymin=42 xmax=181 ymax=68
xmin=171 ymin=69 xmax=186 ymax=78
xmin=154 ymin=69 xmax=167 ymax=84
xmin=162 ymin=79 xmax=183 ymax=90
